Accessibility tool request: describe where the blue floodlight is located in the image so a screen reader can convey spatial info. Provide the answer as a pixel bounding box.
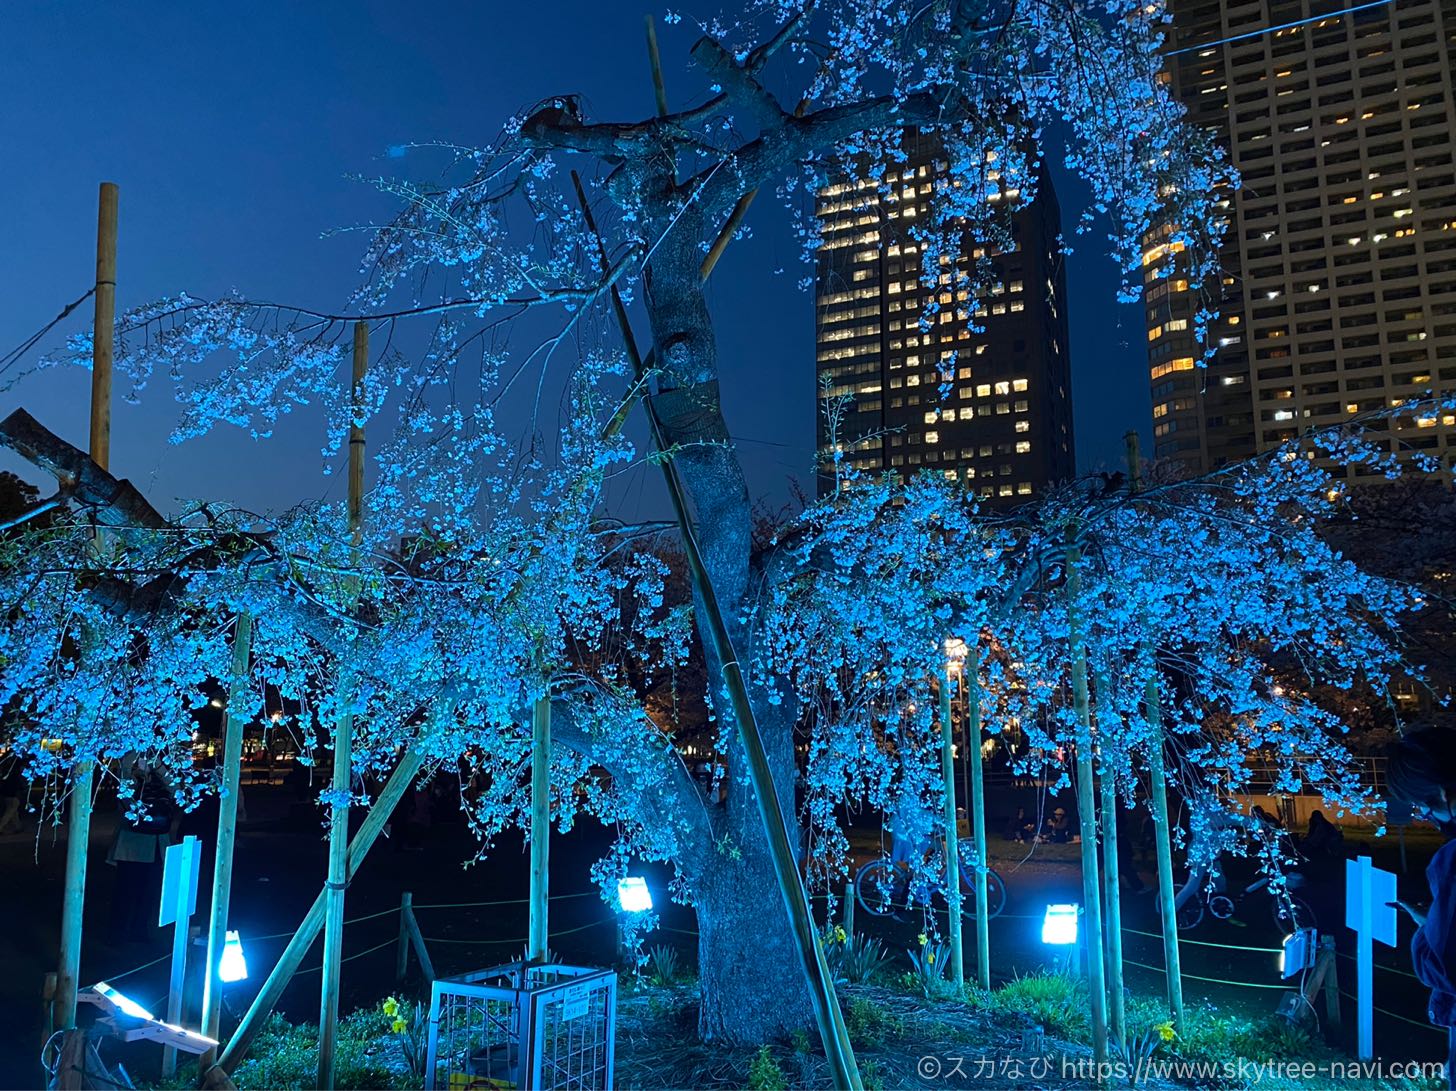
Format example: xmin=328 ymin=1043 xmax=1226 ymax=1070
xmin=94 ymin=981 xmax=156 ymax=1021
xmin=617 ymin=876 xmax=653 ymax=913
xmin=1041 ymin=903 xmax=1080 ymax=946
xmin=219 ymin=929 xmax=248 ymax=983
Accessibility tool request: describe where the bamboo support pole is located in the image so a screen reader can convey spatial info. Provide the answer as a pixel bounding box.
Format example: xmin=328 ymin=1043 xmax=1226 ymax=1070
xmin=199 ymin=614 xmax=254 ymax=1064
xmin=88 ymin=182 xmax=118 ymax=469
xmin=965 ymin=645 xmax=991 ymax=990
xmin=644 ymin=15 xmax=669 ymax=118
xmin=318 ymin=321 xmax=367 ymax=1091
xmin=1124 ymin=430 xmax=1184 ymax=1030
xmin=938 ymin=658 xmax=964 ymax=991
xmin=55 ymin=182 xmax=119 ymax=1033
xmin=1067 ymin=542 xmax=1110 ymax=1069
xmin=215 ymin=744 xmax=427 ymax=1075
xmin=570 ymin=179 xmax=861 ymax=1090
xmin=527 ymin=693 xmax=551 ymax=961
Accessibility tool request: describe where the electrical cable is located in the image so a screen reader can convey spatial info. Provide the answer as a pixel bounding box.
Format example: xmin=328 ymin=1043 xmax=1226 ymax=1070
xmin=1167 ymin=0 xmax=1394 ymax=56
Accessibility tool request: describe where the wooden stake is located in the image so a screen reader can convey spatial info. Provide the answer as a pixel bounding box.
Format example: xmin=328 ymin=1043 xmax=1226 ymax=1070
xmin=527 ymin=692 xmax=551 ymax=961
xmin=1094 ymin=674 xmax=1125 ymax=1051
xmin=1125 ymin=430 xmax=1185 ymax=1030
xmin=1067 ymin=541 xmax=1110 ymax=1069
xmin=939 ymin=656 xmax=964 ymax=991
xmin=200 ymin=613 xmax=254 ymax=1065
xmin=318 ymin=321 xmax=367 ymax=1091
xmin=55 ymin=182 xmax=119 ymax=1033
xmin=965 ymin=644 xmax=991 ymax=990
xmin=395 ymin=892 xmax=412 ymax=983
xmin=217 ymin=742 xmax=428 ymax=1075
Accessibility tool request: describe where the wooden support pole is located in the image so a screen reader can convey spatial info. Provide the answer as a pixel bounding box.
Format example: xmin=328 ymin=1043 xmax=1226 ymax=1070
xmin=318 ymin=321 xmax=368 ymax=1091
xmin=527 ymin=692 xmax=551 ymax=961
xmin=406 ymin=904 xmax=435 ymax=983
xmin=216 ymin=745 xmax=425 ymax=1075
xmin=939 ymin=655 xmax=964 ymax=991
xmin=1125 ymin=430 xmax=1185 ymax=1030
xmin=396 ymin=892 xmax=412 ymax=984
xmin=200 ymin=614 xmax=253 ymax=1064
xmin=965 ymin=645 xmax=991 ymax=991
xmin=1067 ymin=542 xmax=1110 ymax=1070
xmin=56 ymin=182 xmax=119 ymax=1033
xmin=843 ymin=878 xmax=855 ymax=938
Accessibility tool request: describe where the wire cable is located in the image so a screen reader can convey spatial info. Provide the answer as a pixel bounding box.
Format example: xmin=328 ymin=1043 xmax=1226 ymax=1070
xmin=1167 ymin=0 xmax=1394 ymax=56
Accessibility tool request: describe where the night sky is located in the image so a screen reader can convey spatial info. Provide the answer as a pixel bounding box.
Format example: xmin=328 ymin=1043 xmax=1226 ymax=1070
xmin=1 ymin=1 xmax=1151 ymax=520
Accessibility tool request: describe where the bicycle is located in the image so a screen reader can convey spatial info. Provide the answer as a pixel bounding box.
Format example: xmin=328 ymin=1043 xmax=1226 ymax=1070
xmin=855 ymin=838 xmax=1007 ymax=920
xmin=1165 ymin=865 xmax=1317 ymax=933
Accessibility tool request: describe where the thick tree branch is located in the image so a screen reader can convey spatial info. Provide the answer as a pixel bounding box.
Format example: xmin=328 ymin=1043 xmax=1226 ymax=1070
xmin=0 ymin=409 xmax=166 ymax=530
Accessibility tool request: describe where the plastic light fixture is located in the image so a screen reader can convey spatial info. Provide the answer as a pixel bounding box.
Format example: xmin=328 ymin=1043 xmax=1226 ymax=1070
xmin=617 ymin=876 xmax=653 ymax=913
xmin=219 ymin=929 xmax=248 ymax=983
xmin=1041 ymin=903 xmax=1079 ymax=945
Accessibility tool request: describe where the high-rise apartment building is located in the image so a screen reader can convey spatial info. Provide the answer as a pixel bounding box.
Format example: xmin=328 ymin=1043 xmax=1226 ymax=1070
xmin=1146 ymin=0 xmax=1456 ymax=475
xmin=814 ymin=138 xmax=1076 ymax=503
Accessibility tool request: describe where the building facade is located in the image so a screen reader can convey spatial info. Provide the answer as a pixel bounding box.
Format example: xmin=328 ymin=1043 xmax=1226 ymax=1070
xmin=1146 ymin=0 xmax=1456 ymax=475
xmin=814 ymin=139 xmax=1076 ymax=503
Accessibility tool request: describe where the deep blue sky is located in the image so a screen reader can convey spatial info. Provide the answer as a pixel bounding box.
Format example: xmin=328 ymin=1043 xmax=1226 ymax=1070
xmin=0 ymin=1 xmax=1149 ymax=519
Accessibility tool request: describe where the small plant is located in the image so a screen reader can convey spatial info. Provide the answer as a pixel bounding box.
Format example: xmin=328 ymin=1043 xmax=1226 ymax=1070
xmin=990 ymin=970 xmax=1089 ymax=1041
xmin=383 ymin=995 xmax=427 ymax=1079
xmin=647 ymin=943 xmax=681 ymax=986
xmin=844 ymin=996 xmax=902 ymax=1049
xmin=746 ymin=1044 xmax=789 ymax=1091
xmin=825 ymin=930 xmax=891 ymax=985
xmin=903 ymin=940 xmax=957 ymax=1000
xmin=1112 ymin=1023 xmax=1165 ymax=1074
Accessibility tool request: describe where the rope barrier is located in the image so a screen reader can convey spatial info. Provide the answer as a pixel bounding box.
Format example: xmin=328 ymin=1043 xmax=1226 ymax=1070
xmin=1121 ymin=925 xmax=1280 ymax=953
xmin=1332 ymin=948 xmax=1422 ymax=981
xmin=1122 ymin=956 xmax=1292 ymax=989
xmin=421 ymin=919 xmax=611 ymax=946
xmin=1337 ymin=989 xmax=1445 ymax=1035
xmin=104 ymin=953 xmax=172 ymax=982
xmin=412 ymin=890 xmax=599 ymax=910
xmin=293 ymin=938 xmax=397 ymax=976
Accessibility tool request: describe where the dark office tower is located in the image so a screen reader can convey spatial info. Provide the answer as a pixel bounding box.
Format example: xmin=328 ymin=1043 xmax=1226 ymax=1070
xmin=813 ymin=137 xmax=1075 ymax=505
xmin=1146 ymin=0 xmax=1456 ymax=476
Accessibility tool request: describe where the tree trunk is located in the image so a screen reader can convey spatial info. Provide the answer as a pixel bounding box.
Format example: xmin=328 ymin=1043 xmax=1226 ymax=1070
xmin=695 ymin=817 xmax=814 ymax=1042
